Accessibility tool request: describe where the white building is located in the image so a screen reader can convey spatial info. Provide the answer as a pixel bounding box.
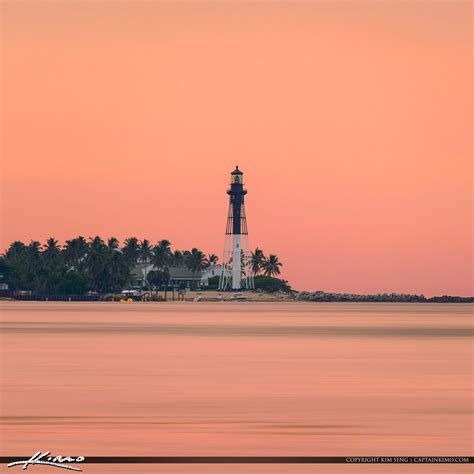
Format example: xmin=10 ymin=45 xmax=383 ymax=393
xmin=200 ymin=264 xmax=230 ymax=287
xmin=128 ymin=263 xmax=231 ymax=290
xmin=130 ymin=263 xmax=203 ymax=290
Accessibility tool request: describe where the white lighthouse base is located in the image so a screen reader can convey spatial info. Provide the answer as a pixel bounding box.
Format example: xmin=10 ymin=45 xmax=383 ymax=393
xmin=219 ymin=233 xmax=254 ymax=292
xmin=232 ymin=234 xmax=242 ymax=290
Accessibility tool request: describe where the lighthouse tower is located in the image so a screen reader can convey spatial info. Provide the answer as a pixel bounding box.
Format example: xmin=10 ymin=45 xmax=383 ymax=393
xmin=219 ymin=166 xmax=254 ymax=291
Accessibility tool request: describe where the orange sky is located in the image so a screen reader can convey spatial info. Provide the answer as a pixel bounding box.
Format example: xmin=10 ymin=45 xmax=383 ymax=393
xmin=1 ymin=1 xmax=472 ymax=295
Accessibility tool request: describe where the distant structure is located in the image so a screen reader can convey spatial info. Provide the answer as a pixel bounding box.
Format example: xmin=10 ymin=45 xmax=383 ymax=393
xmin=201 ymin=264 xmax=230 ymax=287
xmin=219 ymin=166 xmax=254 ymax=291
xmin=130 ymin=263 xmax=202 ymax=290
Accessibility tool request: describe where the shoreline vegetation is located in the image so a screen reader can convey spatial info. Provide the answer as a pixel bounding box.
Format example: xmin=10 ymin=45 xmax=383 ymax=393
xmin=0 ymin=236 xmax=286 ymax=297
xmin=0 ymin=237 xmax=471 ymax=303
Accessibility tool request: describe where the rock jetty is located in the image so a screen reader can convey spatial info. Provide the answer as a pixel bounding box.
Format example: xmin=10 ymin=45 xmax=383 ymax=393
xmin=295 ymin=291 xmax=473 ymax=303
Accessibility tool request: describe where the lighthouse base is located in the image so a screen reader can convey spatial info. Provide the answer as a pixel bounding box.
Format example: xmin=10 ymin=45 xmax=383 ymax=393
xmin=232 ymin=235 xmax=242 ymax=290
xmin=219 ymin=233 xmax=254 ymax=292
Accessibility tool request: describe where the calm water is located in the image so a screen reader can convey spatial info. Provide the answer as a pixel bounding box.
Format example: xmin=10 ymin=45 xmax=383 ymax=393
xmin=1 ymin=302 xmax=472 ymax=473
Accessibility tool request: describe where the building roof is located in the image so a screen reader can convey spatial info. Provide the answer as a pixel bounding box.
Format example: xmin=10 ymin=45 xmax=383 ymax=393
xmin=131 ymin=264 xmax=202 ymax=280
xmin=201 ymin=264 xmax=230 ymax=279
xmin=130 ymin=262 xmax=149 ymax=278
xmin=169 ymin=267 xmax=201 ymax=280
xmin=231 ymin=166 xmax=243 ymax=175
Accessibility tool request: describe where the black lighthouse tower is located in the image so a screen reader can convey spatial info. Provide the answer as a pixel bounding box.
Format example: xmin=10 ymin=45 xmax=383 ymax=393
xmin=219 ymin=166 xmax=254 ymax=291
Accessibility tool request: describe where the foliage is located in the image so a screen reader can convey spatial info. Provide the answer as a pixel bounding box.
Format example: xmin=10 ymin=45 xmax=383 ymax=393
xmin=185 ymin=248 xmax=208 ymax=273
xmin=147 ymin=269 xmax=171 ymax=288
xmin=151 ymin=240 xmax=172 ymax=270
xmin=261 ymin=254 xmax=282 ymax=277
xmin=253 ymin=275 xmax=292 ymax=293
xmin=1 ymin=237 xmax=285 ymax=295
xmin=250 ymin=248 xmax=265 ymax=275
xmin=171 ymin=250 xmax=184 ymax=267
xmin=184 ymin=248 xmax=209 ymax=289
xmin=1 ymin=236 xmax=131 ymax=295
xmin=251 ymin=249 xmax=283 ymax=277
xmin=206 ymin=275 xmax=220 ymax=289
xmin=122 ymin=237 xmax=140 ymax=264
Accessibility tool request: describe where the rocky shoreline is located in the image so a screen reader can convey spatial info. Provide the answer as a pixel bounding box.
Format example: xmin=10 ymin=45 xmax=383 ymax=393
xmin=295 ymin=291 xmax=473 ymax=303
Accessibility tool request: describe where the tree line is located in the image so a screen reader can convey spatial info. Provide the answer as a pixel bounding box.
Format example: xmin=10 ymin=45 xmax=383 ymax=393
xmin=0 ymin=237 xmax=283 ymax=295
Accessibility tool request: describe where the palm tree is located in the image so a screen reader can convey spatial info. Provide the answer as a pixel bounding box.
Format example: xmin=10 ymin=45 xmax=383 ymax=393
xmin=89 ymin=236 xmax=107 ymax=252
xmin=151 ymin=240 xmax=172 ymax=270
xmin=262 ymin=254 xmax=282 ymax=277
xmin=138 ymin=239 xmax=153 ymax=262
xmin=5 ymin=241 xmax=26 ymax=259
xmin=26 ymin=241 xmax=43 ymax=290
xmin=58 ymin=237 xmax=89 ymax=295
xmin=3 ymin=241 xmax=29 ymax=291
xmin=250 ymin=248 xmax=265 ymax=275
xmin=182 ymin=250 xmax=191 ymax=262
xmin=86 ymin=237 xmax=107 ymax=291
xmin=4 ymin=240 xmax=62 ymax=294
xmin=63 ymin=236 xmax=88 ymax=268
xmin=107 ymin=246 xmax=132 ymax=293
xmin=171 ymin=250 xmax=184 ymax=267
xmin=41 ymin=238 xmax=63 ymax=294
xmin=122 ymin=237 xmax=140 ymax=264
xmin=43 ymin=237 xmax=61 ymax=258
xmin=147 ymin=268 xmax=171 ymax=299
xmin=208 ymin=254 xmax=219 ymax=266
xmin=138 ymin=239 xmax=153 ymax=286
xmin=185 ymin=248 xmax=208 ymax=289
xmin=107 ymin=237 xmax=120 ymax=251
xmin=149 ymin=240 xmax=172 ymax=296
xmin=27 ymin=241 xmax=42 ymax=258
xmin=3 ymin=242 xmax=26 ymax=290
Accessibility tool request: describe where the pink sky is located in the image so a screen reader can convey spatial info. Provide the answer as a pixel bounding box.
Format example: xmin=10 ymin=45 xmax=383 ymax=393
xmin=1 ymin=1 xmax=472 ymax=295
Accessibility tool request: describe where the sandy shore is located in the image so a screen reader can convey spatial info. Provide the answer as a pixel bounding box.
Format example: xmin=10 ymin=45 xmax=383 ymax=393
xmin=152 ymin=290 xmax=291 ymax=302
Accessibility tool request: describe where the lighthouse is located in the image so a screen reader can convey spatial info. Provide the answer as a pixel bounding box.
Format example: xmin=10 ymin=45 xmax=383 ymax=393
xmin=219 ymin=166 xmax=254 ymax=291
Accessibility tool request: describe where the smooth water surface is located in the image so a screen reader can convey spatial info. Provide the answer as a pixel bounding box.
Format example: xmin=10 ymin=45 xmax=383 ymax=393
xmin=1 ymin=302 xmax=472 ymax=472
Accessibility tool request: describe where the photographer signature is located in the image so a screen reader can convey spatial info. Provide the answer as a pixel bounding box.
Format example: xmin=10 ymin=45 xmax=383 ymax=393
xmin=7 ymin=451 xmax=85 ymax=471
